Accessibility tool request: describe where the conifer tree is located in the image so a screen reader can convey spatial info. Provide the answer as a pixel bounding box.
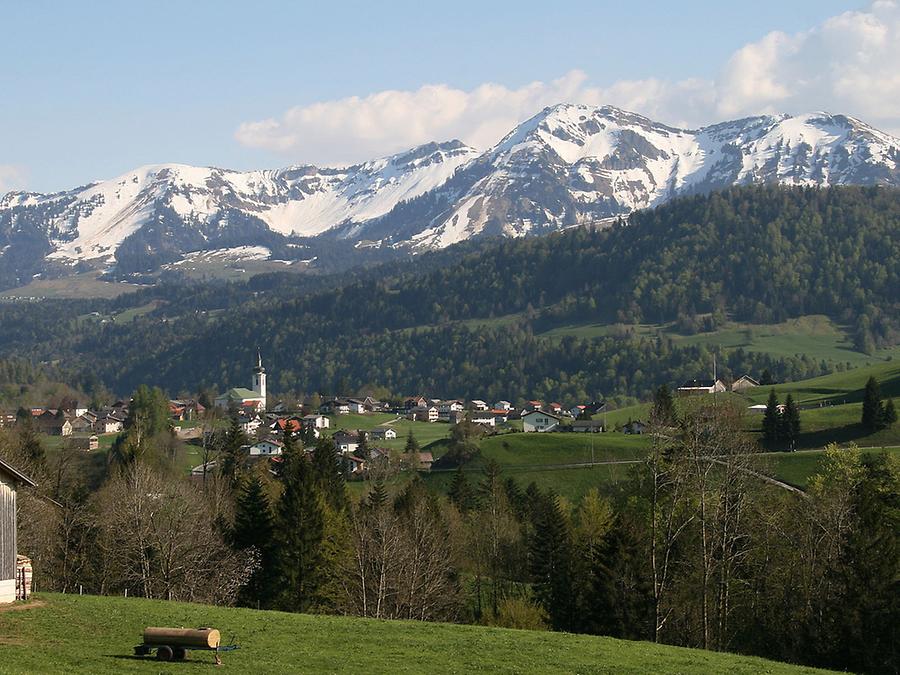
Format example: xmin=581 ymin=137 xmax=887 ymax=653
xmin=311 ymin=436 xmax=348 ymax=511
xmin=233 ymin=474 xmax=275 ymax=606
xmin=356 ymin=430 xmax=370 ymax=460
xmin=651 ymin=384 xmax=676 ymax=426
xmin=883 ymin=399 xmax=897 ymax=427
xmin=762 ymin=389 xmax=780 ymax=445
xmin=367 ymin=475 xmax=389 ymax=510
xmin=781 ymin=394 xmax=800 ymax=447
xmin=219 ymin=414 xmax=248 ymax=487
xmin=861 ymin=376 xmax=884 ymax=431
xmin=404 ymin=430 xmax=420 ymax=454
xmin=275 ymin=445 xmax=324 ymax=612
xmin=447 ymin=466 xmax=475 ymax=512
xmin=530 ymin=492 xmax=575 ymax=632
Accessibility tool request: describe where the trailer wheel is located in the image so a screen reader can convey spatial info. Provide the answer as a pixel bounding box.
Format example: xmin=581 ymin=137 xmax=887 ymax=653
xmin=173 ymin=647 xmax=187 ymax=660
xmin=156 ymin=645 xmax=173 ymax=661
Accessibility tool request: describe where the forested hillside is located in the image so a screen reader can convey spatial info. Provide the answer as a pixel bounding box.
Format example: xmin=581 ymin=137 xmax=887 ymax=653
xmin=0 ymin=186 xmax=897 ymax=400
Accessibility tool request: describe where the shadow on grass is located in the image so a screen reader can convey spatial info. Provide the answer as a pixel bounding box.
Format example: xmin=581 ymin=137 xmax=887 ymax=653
xmin=105 ymin=654 xmax=211 ymax=667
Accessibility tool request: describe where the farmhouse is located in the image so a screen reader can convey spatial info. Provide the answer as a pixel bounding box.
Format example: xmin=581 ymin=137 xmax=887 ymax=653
xmin=522 ymin=410 xmax=562 ymax=433
xmin=571 ymin=420 xmax=604 ymax=433
xmin=0 ymin=457 xmax=35 ymax=603
xmin=70 ymin=435 xmax=100 ymax=451
xmin=623 ymin=420 xmax=648 ymax=435
xmin=322 ymin=399 xmax=351 ymax=415
xmin=731 ymin=375 xmax=760 ymax=392
xmin=409 ymin=405 xmax=439 ymax=423
xmin=215 ymin=351 xmax=267 ymax=412
xmin=33 ymin=411 xmax=72 ymax=436
xmin=470 ymin=400 xmax=489 ymax=411
xmin=677 ymin=379 xmax=727 ymax=395
xmin=451 ymin=411 xmax=496 ymax=427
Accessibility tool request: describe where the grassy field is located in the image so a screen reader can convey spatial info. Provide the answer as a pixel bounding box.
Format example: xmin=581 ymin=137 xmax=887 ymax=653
xmin=0 ymin=272 xmax=140 ymax=299
xmin=760 ymin=447 xmax=900 ymax=489
xmin=325 ymin=413 xmax=452 ymax=452
xmin=538 ymin=314 xmax=900 ymax=368
xmin=0 ymin=594 xmax=832 ymax=674
xmin=478 ymin=432 xmax=649 ymax=467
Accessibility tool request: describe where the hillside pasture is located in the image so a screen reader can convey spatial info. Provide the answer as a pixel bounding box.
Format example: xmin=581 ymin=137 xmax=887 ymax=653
xmin=0 ymin=594 xmax=833 ymax=674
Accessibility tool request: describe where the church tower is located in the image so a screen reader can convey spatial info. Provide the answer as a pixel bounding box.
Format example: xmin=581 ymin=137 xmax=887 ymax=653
xmin=253 ymin=348 xmax=267 ymax=408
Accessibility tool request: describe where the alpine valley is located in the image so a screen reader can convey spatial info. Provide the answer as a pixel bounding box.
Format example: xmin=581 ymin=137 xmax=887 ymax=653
xmin=2 ymin=103 xmax=899 ymax=291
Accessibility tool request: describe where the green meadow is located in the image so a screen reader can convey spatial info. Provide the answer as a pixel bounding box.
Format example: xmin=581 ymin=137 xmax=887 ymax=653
xmin=0 ymin=594 xmax=834 ymax=674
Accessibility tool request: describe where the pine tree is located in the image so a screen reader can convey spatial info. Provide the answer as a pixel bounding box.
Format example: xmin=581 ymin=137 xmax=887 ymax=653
xmin=651 ymin=384 xmax=676 ymax=426
xmin=367 ymin=476 xmax=389 ymax=510
xmin=275 ymin=448 xmax=324 ymax=612
xmin=763 ymin=389 xmax=780 ymax=445
xmin=530 ymin=492 xmax=575 ymax=632
xmin=219 ymin=414 xmax=248 ymax=486
xmin=883 ymin=399 xmax=897 ymax=427
xmin=782 ymin=394 xmax=800 ymax=447
xmin=356 ymin=430 xmax=370 ymax=460
xmin=404 ymin=430 xmax=420 ymax=454
xmin=861 ymin=376 xmax=884 ymax=431
xmin=447 ymin=466 xmax=471 ymax=512
xmin=233 ymin=474 xmax=275 ymax=606
xmin=311 ymin=436 xmax=348 ymax=511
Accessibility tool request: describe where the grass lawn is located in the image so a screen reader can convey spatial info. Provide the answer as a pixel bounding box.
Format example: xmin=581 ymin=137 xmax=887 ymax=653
xmin=478 ymin=432 xmax=650 ymax=467
xmin=0 ymin=594 xmax=832 ymax=674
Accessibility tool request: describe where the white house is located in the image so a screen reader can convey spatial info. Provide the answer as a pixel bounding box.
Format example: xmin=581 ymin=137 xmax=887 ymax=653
xmin=249 ymin=439 xmax=284 ymax=456
xmin=0 ymin=457 xmax=35 ymax=603
xmin=333 ymin=431 xmax=360 ymax=455
xmin=302 ymin=414 xmax=330 ymax=429
xmin=239 ymin=414 xmax=263 ymax=436
xmin=470 ymin=400 xmax=489 ymax=411
xmin=469 ymin=411 xmax=496 ymax=427
xmin=522 ymin=410 xmax=562 ymax=433
xmin=215 ymin=350 xmax=267 ymax=412
xmin=495 ymin=400 xmax=512 ymax=411
xmin=410 ymin=405 xmax=439 ymax=423
xmin=437 ymin=400 xmax=465 ymax=421
xmin=322 ymin=399 xmax=350 ymax=415
xmin=346 ymin=399 xmax=368 ymax=414
xmin=368 ymin=427 xmax=397 ymax=440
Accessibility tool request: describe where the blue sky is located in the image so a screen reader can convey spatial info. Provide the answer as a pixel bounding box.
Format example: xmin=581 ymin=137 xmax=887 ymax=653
xmin=1 ymin=1 xmax=891 ymax=192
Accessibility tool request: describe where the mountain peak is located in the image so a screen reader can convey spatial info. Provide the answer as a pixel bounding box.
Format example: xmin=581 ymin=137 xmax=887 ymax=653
xmin=2 ymin=106 xmax=899 ymax=288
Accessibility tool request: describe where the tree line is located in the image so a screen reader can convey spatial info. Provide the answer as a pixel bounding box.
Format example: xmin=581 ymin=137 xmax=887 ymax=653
xmin=0 ymin=186 xmax=896 ymax=402
xmin=4 ymin=395 xmax=897 ymax=674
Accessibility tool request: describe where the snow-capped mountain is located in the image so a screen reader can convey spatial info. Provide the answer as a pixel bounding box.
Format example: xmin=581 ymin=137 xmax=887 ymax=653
xmin=396 ymin=105 xmax=900 ymax=248
xmin=2 ymin=105 xmax=899 ymax=288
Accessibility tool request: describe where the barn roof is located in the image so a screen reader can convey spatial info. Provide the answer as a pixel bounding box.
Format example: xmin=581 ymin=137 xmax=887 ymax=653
xmin=0 ymin=457 xmax=36 ymax=487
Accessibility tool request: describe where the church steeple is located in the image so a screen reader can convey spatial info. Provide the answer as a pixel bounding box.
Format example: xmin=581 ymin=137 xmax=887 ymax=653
xmin=252 ymin=348 xmax=267 ymax=406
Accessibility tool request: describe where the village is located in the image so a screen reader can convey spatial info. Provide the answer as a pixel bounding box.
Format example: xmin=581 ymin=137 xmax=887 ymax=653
xmin=0 ymin=352 xmax=765 ymax=483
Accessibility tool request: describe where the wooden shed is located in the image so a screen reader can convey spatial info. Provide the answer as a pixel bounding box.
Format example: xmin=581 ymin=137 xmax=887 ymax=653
xmin=0 ymin=457 xmax=36 ymax=603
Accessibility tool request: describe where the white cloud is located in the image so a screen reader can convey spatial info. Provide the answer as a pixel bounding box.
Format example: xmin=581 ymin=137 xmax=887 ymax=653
xmin=236 ymin=1 xmax=900 ymax=164
xmin=0 ymin=165 xmax=27 ymax=194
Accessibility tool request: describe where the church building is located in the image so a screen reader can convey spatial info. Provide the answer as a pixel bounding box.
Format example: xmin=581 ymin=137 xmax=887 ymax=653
xmin=215 ymin=350 xmax=267 ymax=412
